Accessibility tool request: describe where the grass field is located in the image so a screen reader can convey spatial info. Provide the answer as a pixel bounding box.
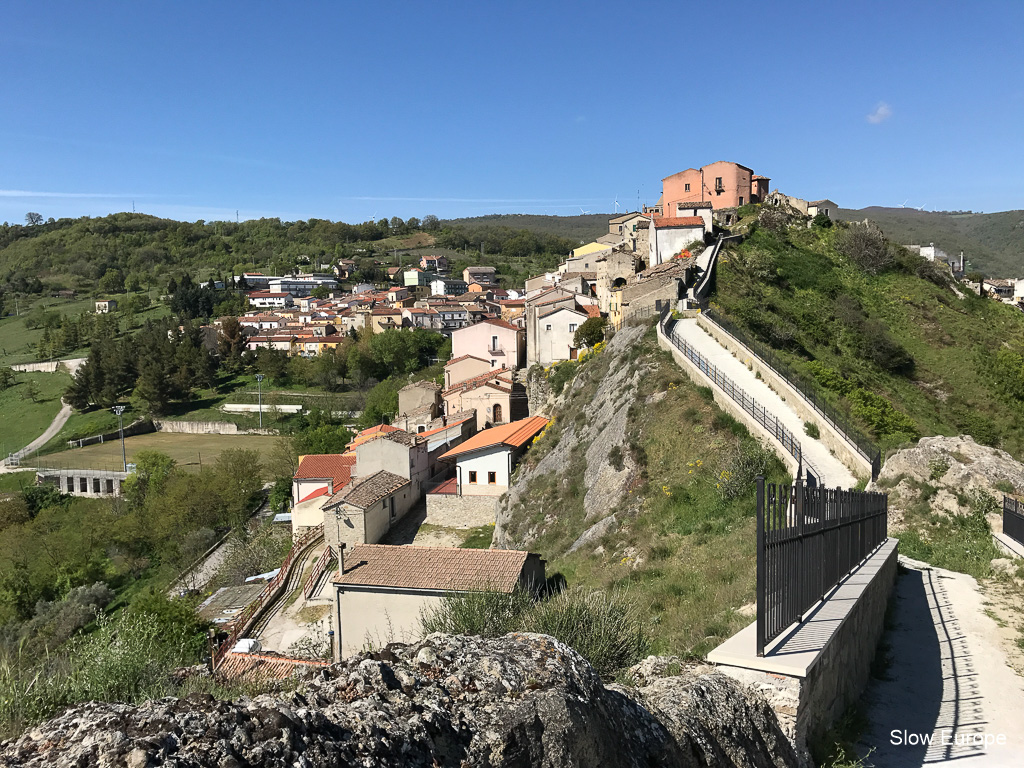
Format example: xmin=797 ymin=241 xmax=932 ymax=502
xmin=0 ymin=293 xmax=170 ymax=368
xmin=0 ymin=371 xmax=71 ymax=458
xmin=29 ymin=432 xmax=286 ymax=473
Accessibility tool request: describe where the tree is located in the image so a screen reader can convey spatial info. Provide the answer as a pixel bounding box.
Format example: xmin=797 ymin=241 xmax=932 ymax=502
xmin=0 ymin=367 xmax=15 ymax=390
xmin=574 ymin=317 xmax=607 ymax=348
xmin=25 ymin=212 xmax=43 ymax=226
xmin=310 ymin=285 xmax=330 ymax=300
xmin=98 ymin=268 xmax=125 ymax=294
xmin=422 ymin=215 xmax=441 ymax=232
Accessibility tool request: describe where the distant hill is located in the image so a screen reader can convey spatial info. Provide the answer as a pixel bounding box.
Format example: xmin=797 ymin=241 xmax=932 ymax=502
xmin=836 ymin=207 xmax=1024 ymax=277
xmin=442 ymin=213 xmax=613 ymax=244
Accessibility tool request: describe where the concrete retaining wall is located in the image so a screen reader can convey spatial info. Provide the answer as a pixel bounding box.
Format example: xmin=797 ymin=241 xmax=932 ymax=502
xmin=68 ymin=419 xmax=156 ymax=448
xmin=709 ymin=540 xmax=898 ymax=760
xmin=152 ymin=420 xmax=278 ymax=436
xmin=695 ymin=315 xmax=873 ymax=480
xmin=425 ymin=493 xmax=498 ymax=528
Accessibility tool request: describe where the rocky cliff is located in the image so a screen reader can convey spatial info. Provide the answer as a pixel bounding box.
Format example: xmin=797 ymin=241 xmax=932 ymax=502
xmin=2 ymin=633 xmax=797 ymax=768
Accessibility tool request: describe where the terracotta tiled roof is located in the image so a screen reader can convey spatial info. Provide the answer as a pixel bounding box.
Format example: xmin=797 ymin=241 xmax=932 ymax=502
xmin=445 ymin=354 xmax=490 ymax=367
xmin=652 ymin=216 xmax=705 ymax=228
xmin=335 ymin=544 xmax=533 ymax=592
xmin=442 ymin=367 xmax=513 ymax=397
xmin=348 ymin=424 xmax=403 ymax=449
xmin=326 ymin=470 xmax=409 ymax=510
xmin=217 ymin=652 xmax=330 ymax=682
xmin=439 ymin=416 xmax=548 ymax=460
xmin=418 ymin=414 xmax=474 ymax=439
xmin=561 ymin=271 xmax=597 ymax=281
xmin=294 ymin=454 xmax=356 ymax=490
xmin=478 ymin=317 xmax=520 ymax=331
xmin=298 ymin=486 xmax=330 ymax=503
xmin=582 ymin=305 xmax=603 ymax=319
xmin=674 ymin=201 xmax=713 ymax=210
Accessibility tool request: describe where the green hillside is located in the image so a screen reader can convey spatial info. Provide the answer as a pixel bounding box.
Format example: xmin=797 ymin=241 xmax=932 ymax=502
xmin=712 ymin=215 xmax=1024 ymax=459
xmin=443 ymin=213 xmax=613 ymax=243
xmin=836 ymin=206 xmax=1024 ymax=277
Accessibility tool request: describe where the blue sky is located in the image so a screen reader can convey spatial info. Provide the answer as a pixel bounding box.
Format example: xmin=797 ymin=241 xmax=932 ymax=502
xmin=2 ymin=1 xmax=1022 ymax=224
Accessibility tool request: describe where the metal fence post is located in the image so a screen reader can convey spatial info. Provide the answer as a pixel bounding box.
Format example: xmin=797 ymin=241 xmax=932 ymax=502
xmin=756 ymin=475 xmax=766 ymax=657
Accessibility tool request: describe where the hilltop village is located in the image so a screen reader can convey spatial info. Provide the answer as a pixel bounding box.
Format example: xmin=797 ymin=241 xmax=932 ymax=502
xmin=5 ymin=162 xmax=1024 ymax=766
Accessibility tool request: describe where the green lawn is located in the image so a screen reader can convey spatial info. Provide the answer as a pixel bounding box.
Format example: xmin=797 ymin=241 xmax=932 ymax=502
xmin=0 ymin=371 xmax=71 ymax=459
xmin=31 ymin=432 xmax=286 ymax=473
xmin=0 ymin=293 xmax=170 ymax=368
xmin=0 ymin=471 xmax=36 ymax=494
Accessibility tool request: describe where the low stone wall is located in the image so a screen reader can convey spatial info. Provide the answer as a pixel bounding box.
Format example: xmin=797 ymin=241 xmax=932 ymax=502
xmin=695 ymin=315 xmax=873 ymax=480
xmin=152 ymin=420 xmax=277 ymax=436
xmin=68 ymin=419 xmax=156 ymax=448
xmin=425 ymin=493 xmax=498 ymax=528
xmin=709 ymin=539 xmax=898 ymax=760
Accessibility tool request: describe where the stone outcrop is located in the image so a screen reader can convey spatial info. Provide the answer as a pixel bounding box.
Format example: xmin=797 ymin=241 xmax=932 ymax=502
xmin=498 ymin=324 xmax=649 ymax=550
xmin=870 ymin=434 xmax=1024 ymax=526
xmin=1 ymin=633 xmax=797 ymax=768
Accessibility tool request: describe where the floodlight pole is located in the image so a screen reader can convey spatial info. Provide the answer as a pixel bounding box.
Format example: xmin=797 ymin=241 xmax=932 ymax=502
xmin=255 ymin=374 xmax=265 ymax=429
xmin=112 ymin=405 xmax=127 ymax=472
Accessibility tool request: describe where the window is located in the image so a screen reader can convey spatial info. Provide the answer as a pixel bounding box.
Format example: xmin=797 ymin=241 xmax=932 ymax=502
xmin=684 ymin=183 xmax=690 ymax=192
xmin=569 ymin=323 xmax=577 ymax=333
xmin=739 ymin=196 xmax=744 ymax=206
xmin=469 ymin=471 xmax=478 ymax=484
xmin=389 ymin=496 xmax=396 ymax=521
xmin=715 ymin=176 xmax=724 ymax=192
xmin=545 ymin=324 xmax=552 ymax=331
xmin=491 ymin=359 xmax=497 ymax=367
xmin=491 ymin=335 xmax=498 ymax=350
xmin=488 ymin=471 xmax=497 ymax=484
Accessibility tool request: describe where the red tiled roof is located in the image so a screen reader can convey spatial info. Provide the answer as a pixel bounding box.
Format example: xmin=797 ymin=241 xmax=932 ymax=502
xmin=445 ymin=354 xmax=490 ymax=367
xmin=334 ymin=544 xmax=533 ymax=592
xmin=418 ymin=414 xmax=474 ymax=439
xmin=294 ymin=454 xmax=356 ymax=490
xmin=439 ymin=416 xmax=548 ymax=460
xmin=581 ymin=305 xmax=603 ymax=319
xmin=479 ymin=317 xmax=520 ymax=331
xmin=298 ymin=486 xmax=330 ymax=503
xmin=216 ymin=652 xmax=330 ymax=682
xmin=442 ymin=367 xmax=513 ymax=397
xmin=652 ymin=216 xmax=705 ymax=228
xmin=325 ymin=470 xmax=409 ymax=510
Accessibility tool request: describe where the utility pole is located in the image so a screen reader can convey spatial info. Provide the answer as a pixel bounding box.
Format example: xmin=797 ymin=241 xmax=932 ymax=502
xmin=112 ymin=405 xmax=127 ymax=472
xmin=255 ymin=374 xmax=265 ymax=428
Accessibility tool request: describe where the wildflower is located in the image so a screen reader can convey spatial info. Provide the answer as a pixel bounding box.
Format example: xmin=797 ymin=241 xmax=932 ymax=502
xmin=695 ymin=459 xmax=702 ymax=466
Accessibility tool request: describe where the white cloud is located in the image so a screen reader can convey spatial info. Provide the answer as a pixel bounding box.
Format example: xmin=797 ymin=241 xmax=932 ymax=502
xmin=866 ymin=102 xmax=893 ymax=124
xmin=0 ymin=189 xmax=138 ymax=199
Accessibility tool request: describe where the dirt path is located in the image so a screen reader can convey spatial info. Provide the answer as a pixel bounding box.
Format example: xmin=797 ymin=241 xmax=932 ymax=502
xmin=857 ymin=556 xmax=1024 ymax=766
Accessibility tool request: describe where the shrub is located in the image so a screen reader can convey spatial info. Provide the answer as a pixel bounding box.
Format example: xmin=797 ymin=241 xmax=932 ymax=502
xmin=836 ymin=227 xmax=893 ymax=275
xmin=420 ymin=588 xmax=534 ymax=638
xmin=811 ymin=212 xmax=833 ymax=229
xmin=419 ymin=587 xmax=650 ymax=680
xmin=526 ymin=588 xmax=650 ymax=679
xmin=548 ymin=360 xmax=579 ymax=395
xmin=573 ymin=317 xmax=607 ymax=349
xmin=608 ymin=445 xmax=625 ymax=471
xmin=804 ymin=421 xmax=820 ymax=439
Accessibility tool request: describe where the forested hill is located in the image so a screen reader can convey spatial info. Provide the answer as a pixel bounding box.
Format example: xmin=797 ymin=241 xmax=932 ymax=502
xmin=0 ymin=212 xmax=586 ymax=301
xmin=836 ymin=206 xmax=1024 ymax=277
xmin=442 ymin=213 xmax=612 ymax=243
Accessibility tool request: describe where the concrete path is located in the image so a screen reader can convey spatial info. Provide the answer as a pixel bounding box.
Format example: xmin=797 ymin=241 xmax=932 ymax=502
xmin=3 ymin=400 xmax=73 ymax=468
xmin=668 ymin=318 xmax=856 ymax=488
xmin=857 ymin=557 xmax=1024 ymax=766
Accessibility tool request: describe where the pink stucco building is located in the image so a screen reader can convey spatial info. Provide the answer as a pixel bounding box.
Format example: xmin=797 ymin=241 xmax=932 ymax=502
xmin=450 ymin=318 xmax=526 ymax=371
xmin=661 ymin=161 xmax=769 ymax=211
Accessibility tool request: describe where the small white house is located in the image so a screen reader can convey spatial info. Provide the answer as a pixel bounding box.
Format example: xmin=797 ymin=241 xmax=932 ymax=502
xmin=438 ymin=415 xmax=548 ymax=496
xmin=649 ymin=216 xmax=706 ymax=267
xmin=248 ymin=291 xmax=293 ymax=309
xmin=95 ymin=299 xmax=118 ymax=314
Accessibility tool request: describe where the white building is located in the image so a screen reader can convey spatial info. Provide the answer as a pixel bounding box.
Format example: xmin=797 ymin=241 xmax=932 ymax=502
xmin=437 ymin=415 xmax=548 ymax=496
xmin=649 ymin=216 xmax=706 ymax=267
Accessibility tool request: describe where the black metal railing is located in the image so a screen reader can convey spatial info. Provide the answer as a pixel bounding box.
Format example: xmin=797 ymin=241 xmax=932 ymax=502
xmin=659 ymin=313 xmax=803 ymax=468
xmin=1003 ymin=496 xmax=1024 ymax=547
xmin=702 ymin=309 xmax=882 ymax=478
xmin=756 ymin=476 xmax=888 ymax=656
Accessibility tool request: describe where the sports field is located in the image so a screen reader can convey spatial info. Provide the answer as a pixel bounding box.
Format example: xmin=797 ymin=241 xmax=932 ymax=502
xmin=30 ymin=432 xmax=286 ymax=473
